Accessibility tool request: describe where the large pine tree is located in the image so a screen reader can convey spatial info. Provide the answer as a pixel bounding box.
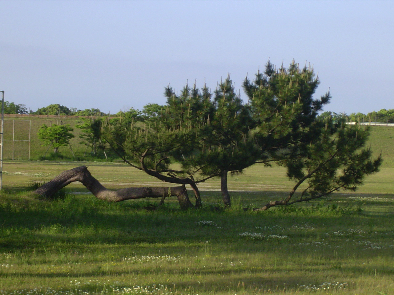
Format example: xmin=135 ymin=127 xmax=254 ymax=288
xmin=102 ymin=61 xmax=381 ymax=209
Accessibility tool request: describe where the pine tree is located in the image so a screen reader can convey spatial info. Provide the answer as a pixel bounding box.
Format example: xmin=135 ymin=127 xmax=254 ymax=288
xmin=103 ymin=60 xmax=381 ymax=209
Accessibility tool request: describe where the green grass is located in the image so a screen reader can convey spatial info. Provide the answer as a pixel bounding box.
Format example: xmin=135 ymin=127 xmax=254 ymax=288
xmin=0 ymin=191 xmax=393 ymax=294
xmin=368 ymin=126 xmax=394 ymax=168
xmin=1 ymin=120 xmax=394 ymax=294
xmin=1 ymin=161 xmax=394 ymax=294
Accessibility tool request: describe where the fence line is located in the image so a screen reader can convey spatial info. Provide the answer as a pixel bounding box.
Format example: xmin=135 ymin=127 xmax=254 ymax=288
xmin=346 ymin=122 xmax=394 ymax=127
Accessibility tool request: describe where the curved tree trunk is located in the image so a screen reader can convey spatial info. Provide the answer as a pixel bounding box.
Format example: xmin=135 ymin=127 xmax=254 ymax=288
xmin=34 ymin=166 xmax=194 ymax=210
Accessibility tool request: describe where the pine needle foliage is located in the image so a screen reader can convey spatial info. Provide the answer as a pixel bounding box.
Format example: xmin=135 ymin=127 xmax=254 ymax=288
xmin=102 ymin=60 xmax=381 ymax=209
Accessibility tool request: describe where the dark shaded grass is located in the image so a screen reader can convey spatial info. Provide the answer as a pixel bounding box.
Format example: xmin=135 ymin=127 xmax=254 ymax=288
xmin=1 ymin=191 xmax=391 ymax=254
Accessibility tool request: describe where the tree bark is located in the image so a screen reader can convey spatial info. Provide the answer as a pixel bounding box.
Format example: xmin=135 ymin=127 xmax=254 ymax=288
xmin=34 ymin=166 xmax=194 ymax=210
xmin=220 ymin=170 xmax=231 ymax=207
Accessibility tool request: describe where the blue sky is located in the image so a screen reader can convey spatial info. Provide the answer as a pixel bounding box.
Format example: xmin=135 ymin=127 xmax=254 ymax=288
xmin=1 ymin=0 xmax=393 ymax=114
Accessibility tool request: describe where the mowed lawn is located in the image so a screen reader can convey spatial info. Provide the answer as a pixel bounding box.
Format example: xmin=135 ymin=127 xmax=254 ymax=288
xmin=1 ymin=160 xmax=394 ymax=294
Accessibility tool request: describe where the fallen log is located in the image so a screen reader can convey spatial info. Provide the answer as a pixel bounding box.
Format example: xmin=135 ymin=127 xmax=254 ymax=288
xmin=34 ymin=166 xmax=194 ymax=210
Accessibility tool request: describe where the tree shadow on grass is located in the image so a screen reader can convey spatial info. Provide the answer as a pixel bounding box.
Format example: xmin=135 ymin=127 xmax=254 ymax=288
xmin=1 ymin=190 xmax=394 ymax=256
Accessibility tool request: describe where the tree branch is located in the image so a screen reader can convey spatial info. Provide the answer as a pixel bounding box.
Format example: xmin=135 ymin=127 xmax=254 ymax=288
xmin=254 ymin=150 xmax=340 ymax=211
xmin=140 ymin=150 xmax=202 ymax=207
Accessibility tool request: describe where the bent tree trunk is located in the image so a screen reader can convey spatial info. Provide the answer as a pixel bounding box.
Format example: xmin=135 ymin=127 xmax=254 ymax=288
xmin=34 ymin=166 xmax=194 ymax=210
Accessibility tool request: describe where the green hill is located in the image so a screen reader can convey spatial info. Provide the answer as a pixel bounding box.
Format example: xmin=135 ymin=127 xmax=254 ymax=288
xmin=367 ymin=126 xmax=394 ymax=168
xmin=2 ymin=115 xmax=89 ymax=160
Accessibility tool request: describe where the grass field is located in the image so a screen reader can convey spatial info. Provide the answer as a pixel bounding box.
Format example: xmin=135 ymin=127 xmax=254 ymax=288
xmin=1 ymin=160 xmax=394 ymax=294
xmin=1 ymin=191 xmax=394 ymax=294
xmin=1 ymin=119 xmax=394 ymax=294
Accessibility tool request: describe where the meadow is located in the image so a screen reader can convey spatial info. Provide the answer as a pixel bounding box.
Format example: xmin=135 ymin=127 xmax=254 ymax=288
xmin=0 ymin=117 xmax=394 ymax=294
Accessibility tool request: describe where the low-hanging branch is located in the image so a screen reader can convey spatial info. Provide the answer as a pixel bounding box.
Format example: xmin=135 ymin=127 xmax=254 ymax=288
xmin=253 ymin=150 xmax=346 ymax=211
xmin=34 ymin=166 xmax=194 ymax=210
xmin=140 ymin=149 xmax=203 ymax=207
xmin=102 ymin=136 xmax=205 ymax=208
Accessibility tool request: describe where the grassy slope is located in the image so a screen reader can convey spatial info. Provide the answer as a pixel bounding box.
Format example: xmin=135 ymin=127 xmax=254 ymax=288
xmin=367 ymin=126 xmax=394 ymax=167
xmin=3 ymin=115 xmax=90 ymax=160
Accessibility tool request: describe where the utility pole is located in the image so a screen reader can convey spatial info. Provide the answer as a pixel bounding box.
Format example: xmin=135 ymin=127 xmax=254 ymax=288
xmin=0 ymin=91 xmax=4 ymax=190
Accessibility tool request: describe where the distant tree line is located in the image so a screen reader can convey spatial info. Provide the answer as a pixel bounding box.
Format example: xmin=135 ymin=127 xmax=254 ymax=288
xmin=4 ymin=100 xmax=394 ymax=124
xmin=2 ymin=101 xmax=28 ymax=114
xmin=2 ymin=101 xmax=167 ymax=120
xmin=321 ymin=109 xmax=394 ymax=124
xmin=34 ymin=105 xmax=106 ymax=116
xmin=347 ymin=109 xmax=394 ymax=123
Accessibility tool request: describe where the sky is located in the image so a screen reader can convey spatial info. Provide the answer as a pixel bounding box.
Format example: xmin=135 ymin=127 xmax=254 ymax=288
xmin=1 ymin=0 xmax=393 ymax=115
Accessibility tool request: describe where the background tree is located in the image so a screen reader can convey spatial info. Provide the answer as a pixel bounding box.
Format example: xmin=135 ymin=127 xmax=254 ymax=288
xmin=115 ymin=107 xmax=142 ymax=124
xmin=3 ymin=101 xmax=28 ymax=114
xmin=35 ymin=104 xmax=72 ymax=116
xmin=141 ymin=103 xmax=165 ymax=122
xmin=368 ymin=109 xmax=394 ymax=123
xmin=76 ymin=118 xmax=107 ymax=158
xmin=38 ymin=124 xmax=74 ymax=154
xmin=346 ymin=109 xmax=394 ymax=124
xmin=74 ymin=108 xmax=105 ymax=117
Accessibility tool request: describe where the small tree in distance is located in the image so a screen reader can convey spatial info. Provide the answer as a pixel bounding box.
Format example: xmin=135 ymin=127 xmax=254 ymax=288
xmin=76 ymin=118 xmax=107 ymax=158
xmin=38 ymin=124 xmax=74 ymax=154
